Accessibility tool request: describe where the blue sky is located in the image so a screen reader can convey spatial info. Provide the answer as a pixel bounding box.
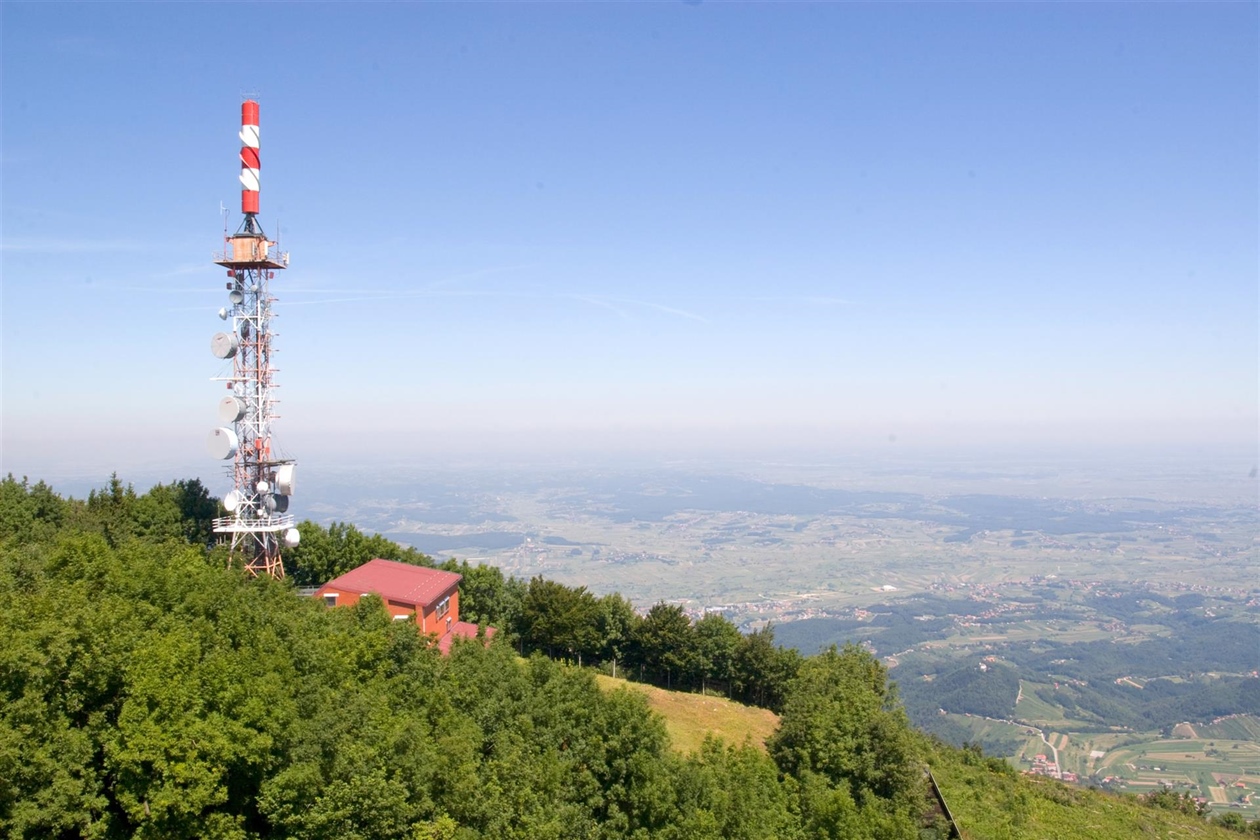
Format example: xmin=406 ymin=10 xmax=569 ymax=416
xmin=2 ymin=2 xmax=1256 ymax=480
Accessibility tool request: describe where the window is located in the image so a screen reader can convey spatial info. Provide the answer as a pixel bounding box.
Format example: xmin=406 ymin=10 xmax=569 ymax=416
xmin=393 ymin=614 xmax=410 ymax=621
xmin=323 ymin=593 xmax=338 ymax=607
xmin=436 ymin=596 xmax=451 ymax=618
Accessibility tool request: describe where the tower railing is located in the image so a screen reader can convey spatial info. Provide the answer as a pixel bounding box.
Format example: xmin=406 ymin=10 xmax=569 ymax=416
xmin=212 ymin=513 xmax=296 ymax=533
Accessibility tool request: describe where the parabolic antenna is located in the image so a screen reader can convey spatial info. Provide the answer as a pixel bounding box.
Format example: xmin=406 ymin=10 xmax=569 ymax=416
xmin=228 ymin=289 xmax=244 ymax=305
xmin=264 ymin=494 xmax=289 ymax=514
xmin=207 ymin=427 xmax=239 ymax=460
xmin=223 ymin=490 xmax=241 ymax=512
xmin=284 ymin=528 xmax=301 ymax=547
xmin=211 ymin=332 xmax=239 ymax=359
xmin=275 ymin=464 xmax=296 ymax=495
xmin=218 ymin=396 xmax=246 ymax=423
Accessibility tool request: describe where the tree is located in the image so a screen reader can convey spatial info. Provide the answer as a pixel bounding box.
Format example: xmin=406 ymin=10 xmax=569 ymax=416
xmin=734 ymin=625 xmax=778 ymax=707
xmin=520 ymin=577 xmax=601 ymax=662
xmin=440 ymin=558 xmax=522 ymax=631
xmin=85 ymin=473 xmax=138 ymax=546
xmin=0 ymin=474 xmax=66 ymax=544
xmin=284 ymin=520 xmax=435 ymax=585
xmin=635 ymin=603 xmax=693 ymax=689
xmin=1143 ymin=785 xmax=1206 ymax=816
xmin=1210 ymin=812 xmax=1248 ymax=833
xmin=596 ymin=593 xmax=639 ymax=679
xmin=665 ymin=736 xmax=798 ymax=840
xmin=127 ymin=480 xmax=221 ymax=548
xmin=692 ymin=612 xmax=741 ymax=695
xmin=768 ymin=645 xmax=923 ymax=815
xmin=731 ymin=624 xmax=801 ymax=711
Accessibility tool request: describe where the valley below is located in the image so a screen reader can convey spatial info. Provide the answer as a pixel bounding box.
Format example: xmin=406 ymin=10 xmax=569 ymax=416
xmin=297 ymin=456 xmax=1259 ymax=816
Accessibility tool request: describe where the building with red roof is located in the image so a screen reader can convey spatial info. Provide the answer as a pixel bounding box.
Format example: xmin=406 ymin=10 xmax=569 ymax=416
xmin=314 ymin=558 xmax=494 ymax=652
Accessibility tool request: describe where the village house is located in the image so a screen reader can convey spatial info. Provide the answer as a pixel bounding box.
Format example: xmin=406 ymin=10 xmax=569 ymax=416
xmin=314 ymin=558 xmax=494 ymax=654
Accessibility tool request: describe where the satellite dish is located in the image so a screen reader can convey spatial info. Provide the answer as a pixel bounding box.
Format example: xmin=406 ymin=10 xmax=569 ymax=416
xmin=218 ymin=396 xmax=246 ymax=423
xmin=223 ymin=490 xmax=241 ymax=512
xmin=256 ymin=480 xmax=270 ymax=494
xmin=211 ymin=332 xmax=239 ymax=359
xmin=229 ymin=289 xmax=244 ymax=305
xmin=284 ymin=528 xmax=301 ymax=547
xmin=272 ymin=494 xmax=289 ymax=513
xmin=207 ymin=427 xmax=239 ymax=460
xmin=218 ymin=307 xmax=229 ymax=321
xmin=275 ymin=464 xmax=296 ymax=495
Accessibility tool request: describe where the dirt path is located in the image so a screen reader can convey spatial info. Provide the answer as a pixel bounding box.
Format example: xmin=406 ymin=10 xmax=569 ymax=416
xmin=971 ymin=707 xmax=1062 ymax=779
xmin=1040 ymin=731 xmax=1062 ymax=778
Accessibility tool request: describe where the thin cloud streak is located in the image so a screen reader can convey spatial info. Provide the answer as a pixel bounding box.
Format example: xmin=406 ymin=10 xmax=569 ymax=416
xmin=566 ymin=294 xmax=632 ymax=322
xmin=598 ymin=296 xmax=710 ymax=324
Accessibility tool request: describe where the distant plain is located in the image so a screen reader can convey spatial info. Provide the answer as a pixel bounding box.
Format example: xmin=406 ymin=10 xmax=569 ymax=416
xmin=295 ymin=452 xmax=1257 ymax=623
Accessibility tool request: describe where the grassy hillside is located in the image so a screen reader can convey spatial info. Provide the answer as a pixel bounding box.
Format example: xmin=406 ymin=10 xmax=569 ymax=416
xmin=929 ymin=743 xmax=1243 ymax=840
xmin=595 ymin=674 xmax=780 ymax=754
xmin=600 ymin=675 xmax=1248 ymax=839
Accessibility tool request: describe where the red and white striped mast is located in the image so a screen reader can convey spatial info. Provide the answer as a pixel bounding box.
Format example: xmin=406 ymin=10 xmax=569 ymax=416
xmin=207 ymin=100 xmax=299 ymax=578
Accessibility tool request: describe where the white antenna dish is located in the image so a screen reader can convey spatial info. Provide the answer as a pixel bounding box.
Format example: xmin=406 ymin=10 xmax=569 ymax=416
xmin=284 ymin=528 xmax=301 ymax=547
xmin=275 ymin=464 xmax=296 ymax=495
xmin=207 ymin=427 xmax=239 ymax=460
xmin=223 ymin=490 xmax=241 ymax=512
xmin=218 ymin=396 xmax=246 ymax=423
xmin=211 ymin=332 xmax=239 ymax=359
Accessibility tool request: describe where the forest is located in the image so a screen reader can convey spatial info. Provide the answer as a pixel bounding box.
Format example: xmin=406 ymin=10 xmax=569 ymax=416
xmin=3 ymin=474 xmax=1255 ymax=839
xmin=285 ymin=518 xmax=806 ymax=712
xmin=0 ymin=475 xmax=932 ymax=839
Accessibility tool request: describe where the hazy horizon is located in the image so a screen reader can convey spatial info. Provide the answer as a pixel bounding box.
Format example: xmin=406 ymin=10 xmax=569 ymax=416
xmin=3 ymin=3 xmax=1256 ymax=496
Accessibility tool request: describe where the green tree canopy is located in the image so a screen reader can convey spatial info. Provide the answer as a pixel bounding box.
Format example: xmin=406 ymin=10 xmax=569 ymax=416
xmin=769 ymin=644 xmax=923 ymax=818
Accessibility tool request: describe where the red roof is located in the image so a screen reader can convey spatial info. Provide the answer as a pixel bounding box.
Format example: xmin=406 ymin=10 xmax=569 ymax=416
xmin=322 ymin=558 xmax=461 ymax=608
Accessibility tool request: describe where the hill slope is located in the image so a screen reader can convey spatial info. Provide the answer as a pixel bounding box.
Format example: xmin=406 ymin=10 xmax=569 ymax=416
xmin=929 ymin=743 xmax=1242 ymax=840
xmin=597 ymin=673 xmax=1246 ymax=839
xmin=595 ymin=675 xmax=780 ymax=754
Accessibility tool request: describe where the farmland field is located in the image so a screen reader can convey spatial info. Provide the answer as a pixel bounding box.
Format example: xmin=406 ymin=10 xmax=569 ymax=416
xmin=1094 ymin=731 xmax=1260 ymax=820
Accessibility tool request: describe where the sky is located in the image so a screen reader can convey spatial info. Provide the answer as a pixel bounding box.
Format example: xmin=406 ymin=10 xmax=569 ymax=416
xmin=2 ymin=2 xmax=1257 ymax=483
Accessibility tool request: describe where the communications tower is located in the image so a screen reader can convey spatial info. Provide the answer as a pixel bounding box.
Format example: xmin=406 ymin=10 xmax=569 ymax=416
xmin=206 ymin=100 xmax=299 ymax=578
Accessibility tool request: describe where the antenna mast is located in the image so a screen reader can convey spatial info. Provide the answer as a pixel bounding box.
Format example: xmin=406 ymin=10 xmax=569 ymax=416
xmin=207 ymin=99 xmax=299 ymax=578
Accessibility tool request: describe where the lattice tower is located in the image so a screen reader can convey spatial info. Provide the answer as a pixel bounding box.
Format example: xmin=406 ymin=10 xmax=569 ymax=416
xmin=206 ymin=100 xmax=299 ymax=578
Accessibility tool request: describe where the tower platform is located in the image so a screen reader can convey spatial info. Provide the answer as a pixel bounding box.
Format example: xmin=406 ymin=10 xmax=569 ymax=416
xmin=214 ymin=233 xmax=289 ymax=270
